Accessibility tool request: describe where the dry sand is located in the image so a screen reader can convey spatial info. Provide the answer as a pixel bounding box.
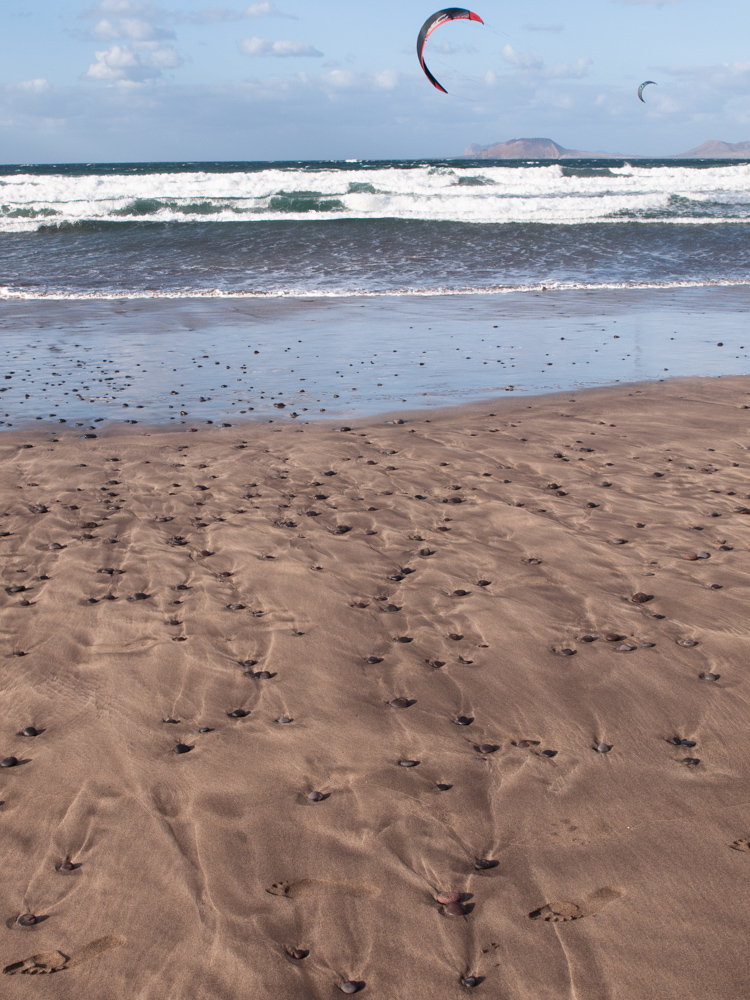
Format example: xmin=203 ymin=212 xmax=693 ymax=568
xmin=1 ymin=375 xmax=750 ymax=999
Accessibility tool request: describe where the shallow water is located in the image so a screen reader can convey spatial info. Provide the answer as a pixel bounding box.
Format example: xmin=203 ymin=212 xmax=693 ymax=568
xmin=1 ymin=286 xmax=748 ymax=429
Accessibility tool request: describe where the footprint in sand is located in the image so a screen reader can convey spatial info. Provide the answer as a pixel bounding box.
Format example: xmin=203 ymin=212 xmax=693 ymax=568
xmin=529 ymin=887 xmax=622 ymax=922
xmin=3 ymin=936 xmax=125 ymax=976
xmin=266 ymin=878 xmax=378 ymax=900
xmin=730 ymin=840 xmax=750 ymax=852
xmin=267 ymin=881 xmax=291 ymax=897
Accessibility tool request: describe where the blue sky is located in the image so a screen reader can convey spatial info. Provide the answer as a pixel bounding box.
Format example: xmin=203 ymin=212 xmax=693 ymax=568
xmin=1 ymin=0 xmax=750 ymax=161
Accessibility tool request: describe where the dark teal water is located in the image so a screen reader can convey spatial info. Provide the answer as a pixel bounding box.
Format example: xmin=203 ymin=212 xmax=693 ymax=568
xmin=1 ymin=158 xmax=749 ymax=298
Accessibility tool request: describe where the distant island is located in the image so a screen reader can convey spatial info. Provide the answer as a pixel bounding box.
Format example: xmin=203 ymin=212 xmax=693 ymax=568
xmin=460 ymin=138 xmax=750 ymax=159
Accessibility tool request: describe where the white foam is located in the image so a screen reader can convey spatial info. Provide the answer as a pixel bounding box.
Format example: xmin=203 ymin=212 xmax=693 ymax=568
xmin=3 ymin=277 xmax=750 ymax=301
xmin=1 ymin=162 xmax=749 ymax=232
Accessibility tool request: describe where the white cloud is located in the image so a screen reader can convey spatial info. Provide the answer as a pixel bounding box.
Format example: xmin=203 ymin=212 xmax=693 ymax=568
xmin=436 ymin=41 xmax=478 ymax=55
xmin=10 ymin=79 xmax=50 ymax=93
xmin=180 ymin=3 xmax=297 ymax=23
xmin=92 ymin=16 xmax=175 ymax=40
xmin=373 ymin=70 xmax=398 ymax=90
xmin=84 ymin=43 xmax=183 ymax=82
xmin=501 ymin=44 xmax=543 ymax=72
xmin=81 ymin=0 xmax=163 ymax=16
xmin=501 ymin=44 xmax=591 ymax=79
xmin=240 ymin=37 xmax=323 ymax=57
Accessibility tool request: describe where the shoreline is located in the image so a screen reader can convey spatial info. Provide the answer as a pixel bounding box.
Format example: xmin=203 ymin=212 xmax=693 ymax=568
xmin=0 ymin=372 xmax=738 ymax=439
xmin=2 ymin=285 xmax=750 ymax=430
xmin=2 ymin=374 xmax=750 ymax=997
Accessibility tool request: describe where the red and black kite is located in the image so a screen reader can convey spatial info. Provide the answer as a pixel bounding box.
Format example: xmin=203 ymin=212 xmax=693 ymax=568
xmin=417 ymin=8 xmax=484 ymax=94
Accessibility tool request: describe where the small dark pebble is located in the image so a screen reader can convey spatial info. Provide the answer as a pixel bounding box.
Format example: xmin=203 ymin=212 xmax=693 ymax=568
xmin=559 ymin=648 xmax=576 ymax=656
xmin=1 ymin=757 xmax=19 ymax=768
xmin=398 ymin=759 xmax=419 ymax=767
xmin=290 ymin=949 xmax=309 ymax=960
xmin=229 ymin=709 xmax=249 ymax=718
xmin=16 ymin=914 xmax=37 ymax=927
xmin=366 ymin=656 xmax=383 ymax=664
xmin=462 ymin=977 xmax=479 ymax=988
xmin=174 ymin=743 xmax=193 ymax=754
xmin=277 ymin=717 xmax=293 ymax=725
xmin=678 ymin=639 xmax=698 ymax=647
xmin=308 ymin=791 xmax=324 ymax=802
xmin=454 ymin=716 xmax=474 ymax=726
xmin=396 ymin=636 xmax=413 ymax=643
xmin=448 ymin=633 xmax=464 ymax=641
xmin=517 ymin=740 xmax=540 ymax=748
xmin=428 ymin=659 xmax=446 ymax=668
xmin=474 ymin=858 xmax=499 ymax=870
xmin=389 ymin=698 xmax=412 ymax=709
xmin=478 ymin=744 xmax=499 ymax=754
xmin=227 ymin=603 xmax=246 ymax=611
xmin=541 ymin=749 xmax=558 ymax=757
xmin=444 ymin=901 xmax=466 ymax=916
xmin=436 ymin=783 xmax=452 ymax=791
xmin=21 ymin=727 xmax=38 ymax=738
xmin=132 ymin=593 xmax=149 ymax=601
xmin=595 ymin=743 xmax=611 ymax=753
xmin=683 ymin=757 xmax=700 ymax=766
xmin=60 ymin=860 xmax=75 ymax=872
xmin=340 ymin=984 xmax=359 ymax=995
xmin=700 ymin=672 xmax=719 ymax=681
xmin=631 ymin=593 xmax=653 ymax=603
xmin=580 ymin=635 xmax=596 ymax=643
xmin=199 ymin=727 xmax=213 ymax=733
xmin=477 ymin=580 xmax=491 ymax=586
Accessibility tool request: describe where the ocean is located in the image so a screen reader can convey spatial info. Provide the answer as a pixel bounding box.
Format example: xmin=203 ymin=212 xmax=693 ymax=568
xmin=1 ymin=158 xmax=749 ymax=426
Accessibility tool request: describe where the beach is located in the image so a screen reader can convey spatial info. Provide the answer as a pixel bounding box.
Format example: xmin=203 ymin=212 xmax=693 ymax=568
xmin=2 ymin=373 xmax=750 ymax=998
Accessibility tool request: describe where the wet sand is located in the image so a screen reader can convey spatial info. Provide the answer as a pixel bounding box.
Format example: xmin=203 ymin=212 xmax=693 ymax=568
xmin=2 ymin=286 xmax=750 ymax=427
xmin=2 ymin=374 xmax=750 ymax=998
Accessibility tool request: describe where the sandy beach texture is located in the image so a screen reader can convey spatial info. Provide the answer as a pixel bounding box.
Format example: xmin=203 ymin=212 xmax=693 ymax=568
xmin=2 ymin=374 xmax=750 ymax=999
